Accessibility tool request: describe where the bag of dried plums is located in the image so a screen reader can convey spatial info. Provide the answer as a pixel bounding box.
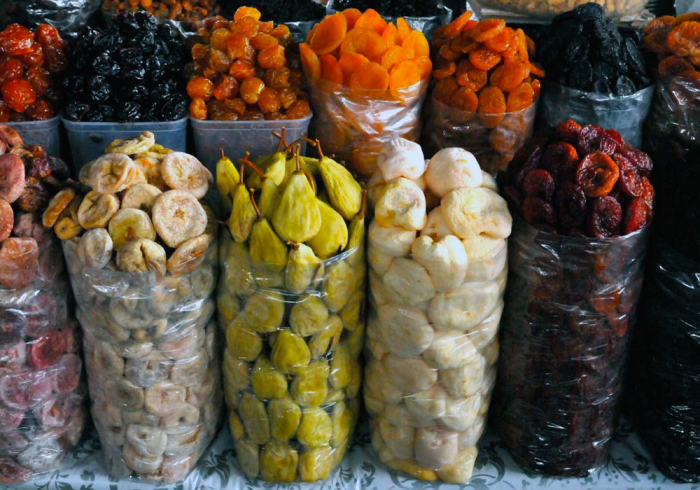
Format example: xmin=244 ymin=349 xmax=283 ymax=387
xmin=493 ymin=119 xmax=653 ymax=476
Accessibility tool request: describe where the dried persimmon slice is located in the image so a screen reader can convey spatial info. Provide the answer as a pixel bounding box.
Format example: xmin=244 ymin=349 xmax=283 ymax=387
xmin=310 ymin=13 xmax=348 ymax=55
xmin=469 ymin=19 xmax=505 ymax=42
xmin=506 ymin=82 xmax=535 ymax=112
xmin=389 ymin=59 xmax=421 ymax=97
xmin=299 ymin=43 xmax=321 ymax=81
xmin=319 ymin=54 xmax=343 ymax=84
xmin=355 ymin=9 xmax=387 ymax=35
xmin=348 ymin=62 xmax=389 ymax=94
xmin=339 ymin=52 xmax=370 ymax=81
xmin=402 ymin=30 xmax=429 ymax=59
xmin=381 ymin=45 xmax=406 ymax=71
xmin=491 ymin=61 xmax=529 ymax=92
xmin=341 ymin=27 xmax=386 ymax=61
xmin=469 ymin=47 xmax=502 ymax=71
xmin=478 ymin=86 xmax=506 ymax=128
xmin=342 ymin=8 xmax=362 ymax=29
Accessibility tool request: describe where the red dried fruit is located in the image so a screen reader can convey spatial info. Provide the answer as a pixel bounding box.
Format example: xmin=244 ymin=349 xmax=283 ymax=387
xmin=20 ymin=43 xmax=44 ymax=68
xmin=555 ymin=182 xmax=586 ymax=229
xmin=0 ymin=153 xmax=25 ymax=203
xmin=43 ymin=45 xmax=67 ymax=73
xmin=502 ymin=185 xmax=523 ymax=208
xmin=514 ymin=144 xmax=545 ymax=186
xmin=54 ymin=354 xmax=81 ymax=395
xmin=623 ymin=196 xmax=651 ymax=235
xmin=0 ymin=370 xmax=52 ymax=410
xmin=0 ymin=198 xmax=12 ymax=241
xmin=0 ymin=402 xmax=23 ymax=427
xmin=576 ymin=152 xmax=620 ymax=197
xmin=0 ymin=25 xmax=35 ymax=56
xmin=616 ymin=144 xmax=653 ymax=175
xmin=25 ymin=99 xmax=54 ymax=120
xmin=34 ymin=24 xmax=62 ymax=47
xmin=588 ymin=196 xmax=622 ymax=238
xmin=613 ymin=153 xmax=643 ymax=198
xmin=37 ymin=394 xmax=73 ymax=429
xmin=523 ymin=169 xmax=555 ymax=201
xmin=577 ymin=124 xmax=617 ymax=155
xmin=28 ymin=329 xmax=65 ymax=370
xmin=522 ymin=196 xmax=556 ymax=226
xmin=0 ymin=457 xmax=31 ymax=484
xmin=15 ymin=177 xmax=49 ymax=213
xmin=25 ymin=67 xmax=51 ymax=97
xmin=0 ymin=58 xmax=24 ymax=85
xmin=555 ymin=119 xmax=582 ymax=144
xmin=541 ymin=142 xmax=579 ymax=176
xmin=0 ymin=237 xmax=39 ymax=289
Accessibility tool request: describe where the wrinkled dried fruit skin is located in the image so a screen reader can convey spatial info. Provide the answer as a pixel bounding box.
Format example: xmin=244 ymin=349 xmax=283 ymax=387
xmin=576 ymin=152 xmax=620 ymax=197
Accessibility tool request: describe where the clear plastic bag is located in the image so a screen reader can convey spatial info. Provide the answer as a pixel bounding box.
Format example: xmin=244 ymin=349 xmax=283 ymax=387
xmin=364 ymin=154 xmax=512 ymax=484
xmin=645 ymin=73 xmax=700 ymax=147
xmin=422 ymin=95 xmax=538 ymax=176
xmin=495 ymin=217 xmax=649 ymax=477
xmin=0 ymin=227 xmax=86 ymax=484
xmin=627 ymin=244 xmax=700 ymax=483
xmin=538 ymin=81 xmax=654 ymax=149
xmin=218 ymin=230 xmax=365 ymax=483
xmin=62 ymin=240 xmax=221 ymax=484
xmin=0 ymin=0 xmax=102 ymax=34
xmin=472 ymin=0 xmax=648 ymax=19
xmin=307 ymin=79 xmax=428 ymax=180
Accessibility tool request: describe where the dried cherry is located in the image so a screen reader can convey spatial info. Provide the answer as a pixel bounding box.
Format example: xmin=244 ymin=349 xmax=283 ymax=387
xmin=588 ymin=196 xmax=622 ymax=238
xmin=523 ymin=169 xmax=555 ymax=201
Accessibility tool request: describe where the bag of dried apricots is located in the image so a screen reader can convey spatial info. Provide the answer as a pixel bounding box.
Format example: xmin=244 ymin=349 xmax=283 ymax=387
xmin=300 ymin=9 xmax=431 ymax=180
xmin=422 ymin=14 xmax=542 ymax=176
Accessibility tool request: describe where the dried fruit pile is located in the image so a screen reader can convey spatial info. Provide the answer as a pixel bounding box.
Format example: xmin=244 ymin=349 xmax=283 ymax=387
xmin=331 ymin=0 xmax=442 ymax=17
xmin=0 ymin=24 xmax=67 ymax=121
xmin=535 ymin=4 xmax=650 ymax=95
xmin=102 ymin=0 xmax=220 ymax=22
xmin=365 ymin=139 xmax=511 ymax=483
xmin=58 ymin=132 xmax=221 ymax=483
xmin=478 ymin=0 xmax=646 ymax=21
xmin=63 ymin=12 xmax=189 ymax=123
xmin=0 ymin=126 xmax=85 ymax=484
xmin=218 ymin=135 xmax=366 ymax=482
xmin=221 ymin=0 xmax=326 ymax=23
xmin=424 ymin=12 xmax=542 ymax=175
xmin=187 ymin=7 xmax=311 ymax=121
xmin=500 ymin=119 xmax=655 ymax=238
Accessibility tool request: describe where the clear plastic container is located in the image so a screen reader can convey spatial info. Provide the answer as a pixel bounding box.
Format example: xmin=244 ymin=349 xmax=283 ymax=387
xmin=8 ymin=116 xmax=61 ymax=157
xmin=190 ymin=115 xmax=312 ymax=175
xmin=62 ymin=118 xmax=188 ymax=171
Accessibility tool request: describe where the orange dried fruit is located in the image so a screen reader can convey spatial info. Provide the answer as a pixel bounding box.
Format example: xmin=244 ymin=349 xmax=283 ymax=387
xmin=515 ymin=29 xmax=530 ymax=63
xmin=413 ymin=56 xmax=433 ymax=79
xmin=320 ymin=54 xmax=344 ymax=84
xmin=439 ymin=44 xmax=462 ymax=61
xmin=310 ymin=13 xmax=348 ymax=55
xmin=456 ymin=59 xmax=488 ymax=92
xmin=490 ymin=62 xmax=529 ymax=92
xmin=397 ymin=17 xmax=412 ymax=41
xmin=339 ymin=52 xmax=370 ymax=81
xmin=389 ymin=59 xmax=421 ymax=97
xmin=445 ymin=10 xmax=473 ymax=37
xmin=433 ymin=77 xmax=459 ymax=104
xmin=483 ymin=27 xmax=514 ymax=53
xmin=506 ymin=82 xmax=535 ymax=112
xmin=644 ymin=15 xmax=675 ymax=34
xmin=402 ymin=30 xmax=429 ymax=58
xmin=529 ymin=62 xmax=545 ymax=78
xmin=667 ymin=21 xmax=700 ymax=58
xmin=380 ymin=45 xmax=406 ymax=71
xmin=348 ymin=62 xmax=389 ymax=93
xmin=658 ymin=55 xmax=695 ymax=78
xmin=210 ymin=28 xmax=231 ymax=51
xmin=433 ymin=59 xmax=456 ymax=80
xmin=341 ymin=27 xmax=386 ymax=61
xmin=531 ymin=79 xmax=541 ymax=98
xmin=258 ymin=44 xmax=286 ymax=70
xmin=213 ymin=76 xmax=239 ymax=100
xmin=470 ymin=19 xmax=505 ymax=42
xmin=478 ymin=86 xmax=506 ymax=128
xmin=229 ymin=59 xmax=256 ymax=80
xmin=644 ymin=30 xmax=672 ymax=55
xmin=449 ymin=86 xmax=478 ymax=112
xmin=355 ymin=9 xmax=387 ymax=35
xmin=234 ymin=6 xmax=261 ymax=21
xmin=187 ymin=76 xmax=215 ymax=100
xmin=469 ymin=47 xmax=502 ymax=71
xmin=451 ymin=36 xmax=479 ymax=54
xmin=674 ymin=12 xmax=700 ymax=24
xmin=343 ymin=8 xmax=363 ymax=29
xmin=382 ymin=23 xmax=401 ymax=46
xmin=300 ymin=43 xmax=321 ymax=81
xmin=251 ymin=32 xmax=278 ymax=50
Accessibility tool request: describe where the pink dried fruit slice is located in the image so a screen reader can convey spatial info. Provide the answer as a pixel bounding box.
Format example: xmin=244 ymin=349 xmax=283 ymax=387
xmin=28 ymin=330 xmax=66 ymax=370
xmin=0 ymin=198 xmax=13 ymax=241
xmin=0 ymin=237 xmax=39 ymax=289
xmin=0 ymin=371 xmax=53 ymax=410
xmin=0 ymin=341 xmax=26 ymax=370
xmin=0 ymin=154 xmax=25 ymax=204
xmin=0 ymin=456 xmax=31 ymax=484
xmin=53 ymin=354 xmax=81 ymax=395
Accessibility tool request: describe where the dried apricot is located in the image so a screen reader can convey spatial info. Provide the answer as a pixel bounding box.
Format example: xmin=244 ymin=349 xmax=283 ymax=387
xmin=522 ymin=196 xmax=556 ymax=226
xmin=588 ymin=196 xmax=622 ymax=238
xmin=644 ymin=15 xmax=676 ymax=34
xmin=658 ymin=55 xmax=694 ymax=78
xmin=514 ymin=29 xmax=529 ymax=64
xmin=234 ymin=6 xmax=261 ymax=21
xmin=300 ymin=43 xmax=321 ymax=81
xmin=355 ymin=9 xmax=387 ymax=35
xmin=484 ymin=27 xmax=514 ymax=53
xmin=445 ymin=11 xmax=473 ymax=38
xmin=614 ymin=152 xmax=643 ymax=198
xmin=433 ymin=77 xmax=459 ymax=104
xmin=469 ymin=19 xmax=505 ymax=43
xmin=529 ymin=62 xmax=545 ymax=78
xmin=380 ymin=45 xmax=406 ymax=72
xmin=413 ymin=56 xmax=433 ymax=79
xmin=576 ymin=152 xmax=620 ymax=197
xmin=523 ymin=169 xmax=555 ymax=201
xmin=506 ymin=82 xmax=535 ymax=111
xmin=433 ymin=59 xmax=456 ymax=80
xmin=349 ymin=62 xmax=389 ymax=94
xmin=666 ymin=21 xmax=700 ymax=58
xmin=320 ymin=54 xmax=343 ymax=85
xmin=643 ymin=30 xmax=672 ymax=56
xmin=343 ymin=8 xmax=363 ymax=29
xmin=389 ymin=60 xmax=421 ymax=97
xmin=402 ymin=30 xmax=430 ymax=59
xmin=310 ymin=13 xmax=348 ymax=55
xmin=456 ymin=59 xmax=487 ymax=92
xmin=396 ymin=17 xmax=412 ymax=41
xmin=478 ymin=86 xmax=506 ymax=128
xmin=339 ymin=53 xmax=370 ymax=81
xmin=449 ymin=87 xmax=478 ymax=112
xmin=341 ymin=28 xmax=386 ymax=61
xmin=491 ymin=62 xmax=529 ymax=92
xmin=469 ymin=47 xmax=502 ymax=71
xmin=382 ymin=24 xmax=401 ymax=46
xmin=541 ymin=142 xmax=578 ymax=176
xmin=555 ymin=182 xmax=586 ymax=228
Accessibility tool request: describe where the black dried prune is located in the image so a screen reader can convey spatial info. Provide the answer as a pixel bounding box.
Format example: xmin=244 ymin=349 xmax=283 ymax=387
xmin=565 ymin=37 xmax=590 ymax=62
xmin=88 ymin=76 xmax=112 ymax=104
xmin=117 ymin=101 xmax=143 ymax=122
xmin=567 ymin=61 xmax=593 ymax=92
xmin=615 ymin=75 xmax=636 ymax=96
xmin=64 ymin=101 xmax=90 ymax=121
xmin=121 ymin=85 xmax=148 ymax=104
xmin=92 ymin=52 xmax=120 ymax=77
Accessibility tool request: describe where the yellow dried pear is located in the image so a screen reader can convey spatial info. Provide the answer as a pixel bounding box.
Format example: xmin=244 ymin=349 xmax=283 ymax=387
xmin=248 ymin=190 xmax=288 ymax=271
xmin=331 ymin=400 xmax=355 ymax=447
xmin=255 ymin=267 xmax=284 ymax=289
xmin=298 ymin=407 xmax=333 ymax=448
xmin=285 ymin=242 xmax=323 ymax=295
xmin=239 ymin=392 xmax=271 ymax=445
xmin=322 ymin=259 xmax=355 ymax=312
xmin=223 ymin=350 xmax=251 ymax=391
xmin=346 ymin=322 xmax=365 ymax=361
xmin=306 ymin=200 xmax=348 ymax=260
xmin=299 ymin=445 xmax=333 ymax=482
xmin=229 ymin=163 xmax=257 ymax=243
xmin=261 ymin=441 xmax=298 ymax=482
xmin=330 ymin=344 xmax=351 ymax=390
xmin=290 ymin=293 xmax=329 ymax=337
xmin=264 ymin=151 xmax=287 ymax=186
xmin=222 ymin=237 xmax=256 ymax=296
xmin=225 ymin=315 xmax=262 ymax=362
xmin=252 ymin=358 xmax=288 ymax=400
xmin=244 ymin=290 xmax=285 ymax=333
xmin=345 ymin=190 xmax=367 ymax=256
xmin=339 ymin=289 xmax=363 ymax=332
xmin=317 ymin=141 xmax=362 ymax=221
xmin=309 ymin=315 xmax=343 ymax=358
xmin=235 ymin=438 xmax=260 ymax=478
xmin=272 ymin=330 xmax=311 ymax=374
xmin=281 ymin=155 xmax=319 ymax=189
xmin=269 ymin=397 xmax=302 ymax=441
xmin=345 ymin=359 xmax=362 ymax=398
xmin=229 ymin=411 xmax=245 ymax=439
xmin=272 ymin=148 xmax=321 ymax=243
xmin=291 ymin=359 xmax=329 ymax=407
xmin=216 ymin=149 xmax=239 ymax=213
xmin=242 ymin=156 xmax=281 ymax=220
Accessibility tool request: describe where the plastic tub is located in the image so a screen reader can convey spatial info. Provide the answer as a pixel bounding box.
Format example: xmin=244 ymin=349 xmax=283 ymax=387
xmin=62 ymin=117 xmax=188 ymax=171
xmin=9 ymin=116 xmax=61 ymax=156
xmin=191 ymin=115 xmax=312 ymax=174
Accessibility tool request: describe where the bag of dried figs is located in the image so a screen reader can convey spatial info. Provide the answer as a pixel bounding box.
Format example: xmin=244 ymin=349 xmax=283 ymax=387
xmin=0 ymin=129 xmax=86 ymax=484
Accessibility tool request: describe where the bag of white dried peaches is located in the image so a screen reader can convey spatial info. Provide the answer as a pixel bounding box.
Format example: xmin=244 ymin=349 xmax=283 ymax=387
xmin=365 ymin=139 xmax=512 ymax=483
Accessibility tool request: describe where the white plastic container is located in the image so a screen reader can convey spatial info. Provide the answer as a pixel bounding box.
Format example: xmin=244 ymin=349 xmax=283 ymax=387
xmin=9 ymin=116 xmax=61 ymax=157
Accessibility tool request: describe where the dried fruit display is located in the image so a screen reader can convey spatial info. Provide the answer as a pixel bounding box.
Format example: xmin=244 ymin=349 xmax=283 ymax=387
xmin=643 ymin=14 xmax=700 ymax=146
xmin=0 ymin=24 xmax=67 ymax=122
xmin=221 ymin=0 xmax=326 ymax=23
xmin=57 ymin=132 xmax=221 ymax=483
xmin=63 ymin=12 xmax=189 ymax=123
xmin=301 ymin=9 xmax=431 ymax=178
xmin=331 ymin=0 xmax=443 ymax=17
xmin=423 ymin=12 xmax=542 ymax=175
xmin=102 ymin=0 xmax=220 ymax=22
xmin=494 ymin=120 xmax=652 ymax=476
xmin=0 ymin=126 xmax=86 ymax=484
xmin=218 ymin=134 xmax=365 ymax=482
xmin=477 ymin=0 xmax=647 ymax=22
xmin=364 ymin=139 xmax=511 ymax=483
xmin=187 ymin=7 xmax=311 ymax=121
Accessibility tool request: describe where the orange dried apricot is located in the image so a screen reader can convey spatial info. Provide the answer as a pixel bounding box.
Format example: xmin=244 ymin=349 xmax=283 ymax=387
xmin=343 ymin=8 xmax=363 ymax=29
xmin=667 ymin=21 xmax=700 ymax=58
xmin=531 ymin=79 xmax=541 ymax=98
xmin=234 ymin=6 xmax=261 ymax=21
xmin=674 ymin=12 xmax=700 ymax=24
xmin=529 ymin=62 xmax=545 ymax=78
xmin=644 ymin=15 xmax=675 ymax=34
xmin=402 ymin=30 xmax=429 ymax=58
xmin=380 ymin=45 xmax=406 ymax=71
xmin=506 ymin=82 xmax=535 ymax=112
xmin=450 ymin=86 xmax=478 ymax=112
xmin=483 ymin=27 xmax=514 ymax=53
xmin=478 ymin=86 xmax=506 ymax=128
xmin=413 ymin=56 xmax=433 ymax=79
xmin=433 ymin=59 xmax=457 ymax=80
xmin=309 ymin=12 xmax=348 ymax=55
xmin=300 ymin=43 xmax=321 ymax=81
xmin=349 ymin=62 xmax=389 ymax=93
xmin=397 ymin=17 xmax=412 ymax=41
xmin=450 ymin=36 xmax=479 ymax=54
xmin=389 ymin=59 xmax=421 ymax=97
xmin=355 ymin=9 xmax=387 ymax=35
xmin=470 ymin=19 xmax=505 ymax=42
xmin=339 ymin=52 xmax=370 ymax=80
xmin=490 ymin=62 xmax=529 ymax=92
xmin=644 ymin=30 xmax=672 ymax=55
xmin=456 ymin=59 xmax=488 ymax=92
xmin=433 ymin=77 xmax=459 ymax=104
xmin=251 ymin=32 xmax=278 ymax=50
xmin=515 ymin=29 xmax=529 ymax=63
xmin=341 ymin=27 xmax=386 ymax=61
xmin=320 ymin=54 xmax=344 ymax=84
xmin=658 ymin=55 xmax=695 ymax=78
xmin=469 ymin=48 xmax=502 ymax=71
xmin=271 ymin=24 xmax=291 ymax=41
xmin=439 ymin=44 xmax=462 ymax=62
xmin=445 ymin=10 xmax=473 ymax=38
xmin=382 ymin=23 xmax=401 ymax=46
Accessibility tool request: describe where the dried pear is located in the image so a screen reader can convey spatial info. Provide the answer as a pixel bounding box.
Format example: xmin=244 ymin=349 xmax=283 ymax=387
xmin=223 ymin=350 xmax=251 ymax=391
xmin=260 ymin=441 xmax=298 ymax=482
xmin=441 ymin=187 xmax=512 ymax=240
xmin=225 ymin=315 xmax=262 ymax=362
xmin=249 ymin=190 xmax=288 ymax=271
xmin=339 ymin=288 xmax=363 ymax=331
xmin=290 ymin=293 xmax=329 ymax=337
xmin=242 ymin=155 xmax=281 ymax=220
xmin=229 ymin=164 xmax=257 ymax=243
xmin=308 ymin=315 xmax=343 ymax=358
xmin=345 ymin=190 xmax=367 ymax=256
xmin=235 ymin=438 xmax=260 ymax=478
xmin=317 ymin=146 xmax=362 ymax=220
xmin=322 ymin=259 xmax=355 ymax=312
xmin=269 ymin=397 xmax=302 ymax=441
xmin=331 ymin=401 xmax=354 ymax=447
xmin=239 ymin=392 xmax=270 ymax=445
xmin=244 ymin=290 xmax=285 ymax=333
xmin=291 ymin=359 xmax=329 ymax=407
xmin=285 ymin=242 xmax=323 ymax=295
xmin=375 ymin=177 xmax=427 ymax=231
xmin=272 ymin=149 xmax=321 ymax=243
xmin=252 ymin=358 xmax=288 ymax=400
xmin=330 ymin=344 xmax=351 ymax=390
xmin=272 ymin=330 xmax=311 ymax=374
xmin=264 ymin=152 xmax=287 ymax=186
xmin=216 ymin=150 xmax=239 ymax=213
xmin=222 ymin=237 xmax=256 ymax=296
xmin=306 ymin=200 xmax=348 ymax=260
xmin=255 ymin=267 xmax=284 ymax=289
xmin=298 ymin=407 xmax=333 ymax=448
xmin=299 ymin=445 xmax=333 ymax=482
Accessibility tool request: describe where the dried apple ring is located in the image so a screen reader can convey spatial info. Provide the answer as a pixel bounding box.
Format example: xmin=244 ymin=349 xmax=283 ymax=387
xmin=469 ymin=48 xmax=502 ymax=71
xmin=354 ymin=9 xmax=387 ymax=35
xmin=478 ymin=86 xmax=506 ymax=128
xmin=341 ymin=28 xmax=386 ymax=61
xmin=469 ymin=19 xmax=505 ymax=43
xmin=491 ymin=62 xmax=529 ymax=92
xmin=300 ymin=43 xmax=321 ymax=81
xmin=576 ymin=152 xmax=620 ymax=198
xmin=309 ymin=13 xmax=347 ymax=55
xmin=506 ymin=82 xmax=535 ymax=112
xmin=389 ymin=60 xmax=421 ymax=98
xmin=319 ymin=54 xmax=343 ymax=85
xmin=348 ymin=62 xmax=389 ymax=94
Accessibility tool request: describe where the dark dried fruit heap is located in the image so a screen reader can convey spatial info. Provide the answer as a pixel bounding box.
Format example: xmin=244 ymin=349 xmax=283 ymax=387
xmin=501 ymin=119 xmax=655 ymax=238
xmin=0 ymin=24 xmax=67 ymax=122
xmin=332 ymin=0 xmax=442 ymax=17
xmin=63 ymin=12 xmax=189 ymax=122
xmin=221 ymin=0 xmax=326 ymax=23
xmin=102 ymin=0 xmax=220 ymax=22
xmin=534 ymin=3 xmax=651 ymax=95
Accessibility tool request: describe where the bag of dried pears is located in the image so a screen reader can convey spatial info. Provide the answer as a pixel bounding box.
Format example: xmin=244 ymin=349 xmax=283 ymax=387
xmin=217 ymin=134 xmax=366 ymax=483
